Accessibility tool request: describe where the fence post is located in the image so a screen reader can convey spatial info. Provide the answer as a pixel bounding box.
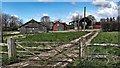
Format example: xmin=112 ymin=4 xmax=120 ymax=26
xmin=80 ymin=37 xmax=86 ymax=60
xmin=80 ymin=37 xmax=83 ymax=59
xmin=83 ymin=37 xmax=86 ymax=59
xmin=78 ymin=39 xmax=81 ymax=60
xmin=7 ymin=37 xmax=16 ymax=58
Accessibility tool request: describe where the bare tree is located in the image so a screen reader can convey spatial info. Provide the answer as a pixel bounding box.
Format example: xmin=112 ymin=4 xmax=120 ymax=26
xmin=41 ymin=16 xmax=50 ymax=25
xmin=41 ymin=16 xmax=51 ymax=30
xmin=72 ymin=14 xmax=82 ymax=30
xmin=2 ymin=13 xmax=11 ymax=30
xmin=17 ymin=19 xmax=23 ymax=26
xmin=2 ymin=13 xmax=23 ymax=31
xmin=9 ymin=16 xmax=18 ymax=28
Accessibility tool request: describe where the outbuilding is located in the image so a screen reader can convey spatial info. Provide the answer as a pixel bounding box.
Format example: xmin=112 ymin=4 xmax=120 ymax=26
xmin=19 ymin=19 xmax=47 ymax=33
xmin=53 ymin=21 xmax=66 ymax=31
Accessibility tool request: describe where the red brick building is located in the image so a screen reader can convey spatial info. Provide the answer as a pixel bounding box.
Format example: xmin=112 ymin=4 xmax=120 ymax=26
xmin=93 ymin=22 xmax=101 ymax=29
xmin=53 ymin=21 xmax=66 ymax=31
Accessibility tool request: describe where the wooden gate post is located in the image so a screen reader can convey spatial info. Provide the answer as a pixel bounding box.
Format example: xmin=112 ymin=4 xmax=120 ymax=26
xmin=82 ymin=37 xmax=86 ymax=59
xmin=78 ymin=39 xmax=81 ymax=60
xmin=80 ymin=37 xmax=83 ymax=59
xmin=7 ymin=37 xmax=16 ymax=58
xmin=80 ymin=37 xmax=86 ymax=60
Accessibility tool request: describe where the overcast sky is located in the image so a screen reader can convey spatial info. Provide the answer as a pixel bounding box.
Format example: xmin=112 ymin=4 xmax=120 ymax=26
xmin=2 ymin=0 xmax=119 ymax=24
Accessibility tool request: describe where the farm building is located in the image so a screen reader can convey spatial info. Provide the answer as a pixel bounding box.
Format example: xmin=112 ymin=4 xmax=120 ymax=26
xmin=53 ymin=21 xmax=67 ymax=31
xmin=69 ymin=17 xmax=94 ymax=30
xmin=93 ymin=22 xmax=101 ymax=29
xmin=19 ymin=19 xmax=47 ymax=33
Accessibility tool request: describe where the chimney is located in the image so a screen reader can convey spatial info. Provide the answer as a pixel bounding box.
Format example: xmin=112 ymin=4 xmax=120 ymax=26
xmin=84 ymin=7 xmax=86 ymax=18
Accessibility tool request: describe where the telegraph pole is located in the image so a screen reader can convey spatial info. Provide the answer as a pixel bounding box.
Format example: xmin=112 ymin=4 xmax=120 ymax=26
xmin=0 ymin=1 xmax=3 ymax=43
xmin=78 ymin=15 xmax=80 ymax=31
xmin=0 ymin=15 xmax=3 ymax=43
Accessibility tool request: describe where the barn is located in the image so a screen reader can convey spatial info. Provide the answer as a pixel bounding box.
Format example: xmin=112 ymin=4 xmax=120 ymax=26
xmin=19 ymin=19 xmax=47 ymax=33
xmin=53 ymin=21 xmax=66 ymax=31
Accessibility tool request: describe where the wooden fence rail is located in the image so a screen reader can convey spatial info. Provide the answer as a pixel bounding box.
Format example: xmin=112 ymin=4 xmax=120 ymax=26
xmin=6 ymin=38 xmax=85 ymax=61
xmin=5 ymin=31 xmax=97 ymax=60
xmin=88 ymin=43 xmax=120 ymax=47
xmin=5 ymin=31 xmax=109 ymax=67
xmin=15 ymin=41 xmax=78 ymax=45
xmin=2 ymin=31 xmax=120 ymax=67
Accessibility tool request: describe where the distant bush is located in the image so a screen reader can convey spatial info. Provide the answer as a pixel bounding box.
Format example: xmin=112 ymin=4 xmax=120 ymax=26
xmin=101 ymin=21 xmax=120 ymax=32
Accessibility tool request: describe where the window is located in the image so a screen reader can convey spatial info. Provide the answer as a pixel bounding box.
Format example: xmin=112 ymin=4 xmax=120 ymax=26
xmin=57 ymin=24 xmax=60 ymax=26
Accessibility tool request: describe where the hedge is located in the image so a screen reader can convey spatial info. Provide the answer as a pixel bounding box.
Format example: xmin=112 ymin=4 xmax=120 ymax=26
xmin=101 ymin=21 xmax=120 ymax=32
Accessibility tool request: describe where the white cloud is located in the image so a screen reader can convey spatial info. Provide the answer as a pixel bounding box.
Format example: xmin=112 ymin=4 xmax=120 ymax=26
xmin=92 ymin=0 xmax=118 ymax=21
xmin=86 ymin=12 xmax=104 ymax=21
xmin=67 ymin=11 xmax=82 ymax=20
xmin=42 ymin=13 xmax=49 ymax=16
xmin=66 ymin=11 xmax=84 ymax=24
xmin=96 ymin=7 xmax=117 ymax=17
xmin=92 ymin=0 xmax=118 ymax=9
xmin=11 ymin=15 xmax=18 ymax=18
xmin=93 ymin=1 xmax=111 ymax=8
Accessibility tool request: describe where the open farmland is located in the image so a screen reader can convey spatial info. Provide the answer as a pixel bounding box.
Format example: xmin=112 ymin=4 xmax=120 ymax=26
xmin=16 ymin=32 xmax=88 ymax=42
xmin=89 ymin=32 xmax=120 ymax=55
xmin=91 ymin=32 xmax=119 ymax=44
xmin=87 ymin=45 xmax=120 ymax=56
xmin=68 ymin=32 xmax=120 ymax=67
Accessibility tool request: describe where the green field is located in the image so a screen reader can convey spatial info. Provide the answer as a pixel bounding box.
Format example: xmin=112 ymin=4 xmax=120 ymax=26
xmin=69 ymin=32 xmax=120 ymax=67
xmin=68 ymin=46 xmax=120 ymax=67
xmin=87 ymin=46 xmax=120 ymax=55
xmin=2 ymin=31 xmax=88 ymax=65
xmin=16 ymin=32 xmax=88 ymax=42
xmin=91 ymin=32 xmax=119 ymax=44
xmin=67 ymin=59 xmax=120 ymax=67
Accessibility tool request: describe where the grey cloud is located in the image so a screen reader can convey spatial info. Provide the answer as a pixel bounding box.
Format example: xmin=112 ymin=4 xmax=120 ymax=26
xmin=92 ymin=1 xmax=112 ymax=8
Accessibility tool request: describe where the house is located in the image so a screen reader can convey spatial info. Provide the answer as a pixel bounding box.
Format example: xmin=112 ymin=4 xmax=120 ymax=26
xmin=53 ymin=21 xmax=66 ymax=31
xmin=93 ymin=22 xmax=101 ymax=29
xmin=19 ymin=19 xmax=47 ymax=33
